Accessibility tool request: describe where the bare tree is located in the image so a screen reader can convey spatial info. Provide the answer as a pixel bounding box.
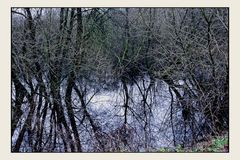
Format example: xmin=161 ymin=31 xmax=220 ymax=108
xmin=11 ymin=8 xmax=228 ymax=152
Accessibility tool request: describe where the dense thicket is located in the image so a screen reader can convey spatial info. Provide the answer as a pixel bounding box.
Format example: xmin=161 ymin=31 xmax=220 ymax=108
xmin=11 ymin=8 xmax=228 ymax=152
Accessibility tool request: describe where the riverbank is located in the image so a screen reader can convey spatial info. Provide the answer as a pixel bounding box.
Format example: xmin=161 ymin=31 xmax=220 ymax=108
xmin=158 ymin=133 xmax=229 ymax=152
